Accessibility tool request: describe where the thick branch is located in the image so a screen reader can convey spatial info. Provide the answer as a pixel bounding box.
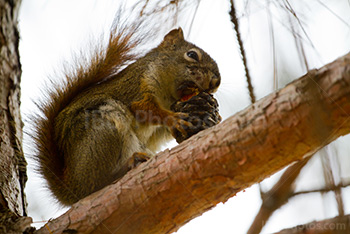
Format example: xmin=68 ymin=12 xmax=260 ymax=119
xmin=36 ymin=53 xmax=350 ymax=234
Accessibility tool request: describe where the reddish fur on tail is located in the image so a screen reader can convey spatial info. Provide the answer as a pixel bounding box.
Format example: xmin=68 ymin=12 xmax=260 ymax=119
xmin=32 ymin=22 xmax=141 ymax=202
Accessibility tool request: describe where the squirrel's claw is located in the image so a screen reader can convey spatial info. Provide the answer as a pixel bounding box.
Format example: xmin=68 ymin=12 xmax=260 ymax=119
xmin=128 ymin=152 xmax=151 ymax=169
xmin=169 ymin=114 xmax=193 ymax=143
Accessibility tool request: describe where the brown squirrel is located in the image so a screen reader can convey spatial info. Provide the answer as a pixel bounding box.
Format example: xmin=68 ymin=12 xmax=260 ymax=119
xmin=33 ymin=26 xmax=221 ymax=206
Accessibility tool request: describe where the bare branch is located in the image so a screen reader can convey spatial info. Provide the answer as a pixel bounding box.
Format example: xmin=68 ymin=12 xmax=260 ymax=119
xmin=248 ymin=158 xmax=311 ymax=234
xmin=283 ymin=0 xmax=319 ymax=57
xmin=287 ymin=8 xmax=310 ymax=71
xmin=274 ymin=214 xmax=350 ymax=234
xmin=292 ymin=182 xmax=350 ymax=197
xmin=320 ymin=148 xmax=345 ymax=216
xmin=266 ymin=1 xmax=278 ymax=90
xmin=35 ymin=52 xmax=350 ymax=234
xmin=316 ymin=0 xmax=350 ymax=28
xmin=230 ymin=0 xmax=256 ymax=103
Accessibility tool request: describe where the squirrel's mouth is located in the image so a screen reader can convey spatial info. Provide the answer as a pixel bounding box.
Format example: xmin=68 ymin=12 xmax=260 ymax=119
xmin=177 ymin=81 xmax=201 ymax=102
xmin=177 ymin=77 xmax=219 ymax=102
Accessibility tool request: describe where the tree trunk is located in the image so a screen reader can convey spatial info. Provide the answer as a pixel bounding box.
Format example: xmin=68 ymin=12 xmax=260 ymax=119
xmin=0 ymin=0 xmax=31 ymax=232
xmin=35 ymin=52 xmax=350 ymax=234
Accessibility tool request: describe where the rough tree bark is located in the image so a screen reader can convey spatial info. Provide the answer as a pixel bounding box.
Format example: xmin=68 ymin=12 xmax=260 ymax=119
xmin=35 ymin=52 xmax=350 ymax=234
xmin=0 ymin=0 xmax=32 ymax=232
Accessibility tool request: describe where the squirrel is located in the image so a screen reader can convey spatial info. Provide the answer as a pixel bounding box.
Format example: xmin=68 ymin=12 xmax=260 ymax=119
xmin=33 ymin=26 xmax=221 ymax=206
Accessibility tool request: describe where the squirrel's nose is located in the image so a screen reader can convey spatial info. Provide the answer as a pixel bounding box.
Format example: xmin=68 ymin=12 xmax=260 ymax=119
xmin=208 ymin=75 xmax=220 ymax=93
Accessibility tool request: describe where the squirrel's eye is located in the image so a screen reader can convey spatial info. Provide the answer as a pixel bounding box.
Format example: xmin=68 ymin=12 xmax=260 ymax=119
xmin=184 ymin=49 xmax=201 ymax=62
xmin=187 ymin=51 xmax=199 ymax=61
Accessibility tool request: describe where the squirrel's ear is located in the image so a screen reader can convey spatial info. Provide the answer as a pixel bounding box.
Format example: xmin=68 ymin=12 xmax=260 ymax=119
xmin=160 ymin=28 xmax=184 ymax=47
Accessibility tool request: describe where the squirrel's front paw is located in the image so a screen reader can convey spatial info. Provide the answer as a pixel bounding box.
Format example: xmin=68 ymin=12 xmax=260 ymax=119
xmin=168 ymin=113 xmax=194 ymax=143
xmin=171 ymin=92 xmax=221 ymax=143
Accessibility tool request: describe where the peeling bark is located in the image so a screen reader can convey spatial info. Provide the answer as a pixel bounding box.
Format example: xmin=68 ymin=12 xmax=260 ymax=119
xmin=34 ymin=52 xmax=350 ymax=234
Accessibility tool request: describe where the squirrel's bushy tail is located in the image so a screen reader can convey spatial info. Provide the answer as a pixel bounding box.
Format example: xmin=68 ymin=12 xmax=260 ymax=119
xmin=32 ymin=20 xmax=142 ymax=203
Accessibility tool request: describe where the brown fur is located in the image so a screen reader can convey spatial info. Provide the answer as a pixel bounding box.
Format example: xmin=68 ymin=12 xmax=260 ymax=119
xmin=33 ymin=26 xmax=220 ymax=205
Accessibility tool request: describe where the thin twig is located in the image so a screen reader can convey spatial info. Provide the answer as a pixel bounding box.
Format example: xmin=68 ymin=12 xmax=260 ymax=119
xmin=284 ymin=0 xmax=320 ymax=60
xmin=187 ymin=0 xmax=201 ymax=37
xmin=247 ymin=158 xmax=311 ymax=234
xmin=229 ymin=0 xmax=256 ymax=103
xmin=292 ymin=182 xmax=350 ymax=197
xmin=285 ymin=2 xmax=310 ymax=71
xmin=320 ymin=148 xmax=345 ymax=216
xmin=266 ymin=1 xmax=278 ymax=90
xmin=316 ymin=0 xmax=350 ymax=28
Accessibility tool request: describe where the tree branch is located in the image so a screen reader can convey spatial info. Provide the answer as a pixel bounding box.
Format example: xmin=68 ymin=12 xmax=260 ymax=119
xmin=273 ymin=214 xmax=350 ymax=234
xmin=247 ymin=157 xmax=311 ymax=234
xmin=292 ymin=182 xmax=350 ymax=197
xmin=35 ymin=52 xmax=350 ymax=234
xmin=229 ymin=0 xmax=256 ymax=103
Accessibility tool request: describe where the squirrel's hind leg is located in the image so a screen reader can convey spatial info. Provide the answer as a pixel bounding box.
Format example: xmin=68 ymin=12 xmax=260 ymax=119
xmin=58 ymin=99 xmax=153 ymax=204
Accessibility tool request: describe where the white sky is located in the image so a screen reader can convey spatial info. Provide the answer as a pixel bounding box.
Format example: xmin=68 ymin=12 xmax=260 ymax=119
xmin=19 ymin=0 xmax=350 ymax=233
